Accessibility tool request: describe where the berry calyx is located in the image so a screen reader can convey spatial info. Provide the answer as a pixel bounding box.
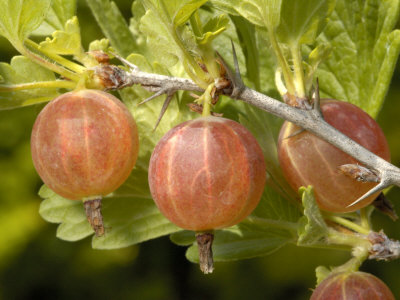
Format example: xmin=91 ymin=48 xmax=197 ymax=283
xmin=31 ymin=89 xmax=139 ymax=236
xmin=148 ymin=116 xmax=266 ymax=273
xmin=278 ymin=100 xmax=390 ymax=212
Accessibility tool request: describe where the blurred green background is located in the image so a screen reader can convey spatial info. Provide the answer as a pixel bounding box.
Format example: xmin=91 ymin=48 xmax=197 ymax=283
xmin=1 ymin=1 xmax=400 ymax=299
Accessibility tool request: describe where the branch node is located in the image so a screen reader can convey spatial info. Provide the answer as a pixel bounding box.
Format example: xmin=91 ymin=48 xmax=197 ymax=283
xmin=368 ymin=231 xmax=400 ymax=260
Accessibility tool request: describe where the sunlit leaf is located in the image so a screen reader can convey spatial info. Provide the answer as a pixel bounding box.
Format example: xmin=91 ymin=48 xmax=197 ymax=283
xmin=32 ymin=0 xmax=77 ymax=35
xmin=316 ymin=0 xmax=400 ymax=117
xmin=39 ymin=16 xmax=83 ymax=57
xmin=173 ymin=0 xmax=208 ymax=27
xmin=0 ymin=56 xmax=59 ymax=110
xmin=0 ymin=0 xmax=51 ymax=49
xmin=276 ymin=0 xmax=335 ymax=45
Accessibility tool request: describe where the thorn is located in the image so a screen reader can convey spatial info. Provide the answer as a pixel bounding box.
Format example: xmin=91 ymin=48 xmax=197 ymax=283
xmin=312 ymin=78 xmax=323 ymax=117
xmin=230 ymin=40 xmax=245 ymax=99
xmin=110 ymin=51 xmax=139 ymax=72
xmin=153 ymin=92 xmax=175 ymax=131
xmin=215 ymin=41 xmax=245 ymax=99
xmin=139 ymin=88 xmax=165 ymax=105
xmin=347 ymin=181 xmax=388 ymax=208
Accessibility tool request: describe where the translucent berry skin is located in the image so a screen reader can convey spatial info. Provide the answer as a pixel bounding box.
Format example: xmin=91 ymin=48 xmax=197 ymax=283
xmin=278 ymin=100 xmax=390 ymax=212
xmin=148 ymin=116 xmax=266 ymax=231
xmin=31 ymin=89 xmax=139 ymax=200
xmin=311 ymin=272 xmax=395 ymax=300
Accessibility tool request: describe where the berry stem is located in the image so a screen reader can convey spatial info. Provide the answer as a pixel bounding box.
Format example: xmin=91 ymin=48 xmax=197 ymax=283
xmin=0 ymin=80 xmax=76 ymax=92
xmin=17 ymin=44 xmax=80 ymax=82
xmin=290 ymin=44 xmax=306 ymax=98
xmin=360 ymin=208 xmax=372 ymax=231
xmin=201 ymin=83 xmax=214 ymax=117
xmin=25 ymin=39 xmax=86 ymax=74
xmin=83 ymin=197 xmax=105 ymax=237
xmin=324 ymin=215 xmax=370 ymax=235
xmin=196 ymin=232 xmax=214 ymax=274
xmin=266 ymin=29 xmax=295 ymax=96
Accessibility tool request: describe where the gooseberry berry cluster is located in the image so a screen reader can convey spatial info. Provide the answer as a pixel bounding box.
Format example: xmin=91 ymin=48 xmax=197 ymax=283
xmin=30 ymin=80 xmax=394 ymax=297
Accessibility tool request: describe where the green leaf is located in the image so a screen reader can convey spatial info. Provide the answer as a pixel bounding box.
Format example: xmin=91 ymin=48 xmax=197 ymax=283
xmin=170 ymin=230 xmax=196 ymax=246
xmin=88 ymin=38 xmax=110 ymax=52
xmin=129 ymin=1 xmax=147 ymax=53
xmin=92 ymin=197 xmax=181 ymax=249
xmin=175 ymin=186 xmax=300 ymax=262
xmin=186 ymin=224 xmax=292 ymax=262
xmin=39 ymin=16 xmax=83 ymax=57
xmin=304 ymin=43 xmax=332 ymax=92
xmin=39 ymin=184 xmax=181 ymax=247
xmin=86 ymin=0 xmax=137 ymax=57
xmin=297 ymin=186 xmax=328 ymax=246
xmin=173 ymin=0 xmax=208 ymax=27
xmin=0 ymin=0 xmax=52 ymax=49
xmin=140 ymin=0 xmax=199 ymax=69
xmin=316 ymin=0 xmax=400 ymax=117
xmin=140 ymin=8 xmax=181 ymax=67
xmin=210 ymin=0 xmax=282 ymax=29
xmin=196 ymin=14 xmax=229 ymax=45
xmin=0 ymin=56 xmax=59 ymax=110
xmin=32 ymin=0 xmax=77 ymax=35
xmin=276 ymin=0 xmax=335 ymax=45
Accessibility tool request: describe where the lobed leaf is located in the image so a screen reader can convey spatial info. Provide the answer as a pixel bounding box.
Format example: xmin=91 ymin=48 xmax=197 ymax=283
xmin=174 ymin=187 xmax=300 ymax=262
xmin=0 ymin=56 xmax=59 ymax=110
xmin=39 ymin=185 xmax=181 ymax=247
xmin=39 ymin=16 xmax=83 ymax=57
xmin=195 ymin=14 xmax=229 ymax=45
xmin=0 ymin=0 xmax=51 ymax=50
xmin=210 ymin=0 xmax=282 ymax=29
xmin=32 ymin=0 xmax=77 ymax=35
xmin=276 ymin=0 xmax=335 ymax=45
xmin=315 ymin=0 xmax=400 ymax=117
xmin=173 ymin=0 xmax=208 ymax=27
xmin=297 ymin=186 xmax=328 ymax=246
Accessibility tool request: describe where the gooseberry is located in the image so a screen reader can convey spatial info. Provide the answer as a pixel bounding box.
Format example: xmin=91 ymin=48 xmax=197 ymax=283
xmin=278 ymin=100 xmax=390 ymax=212
xmin=311 ymin=271 xmax=395 ymax=300
xmin=31 ymin=89 xmax=139 ymax=236
xmin=148 ymin=116 xmax=266 ymax=273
